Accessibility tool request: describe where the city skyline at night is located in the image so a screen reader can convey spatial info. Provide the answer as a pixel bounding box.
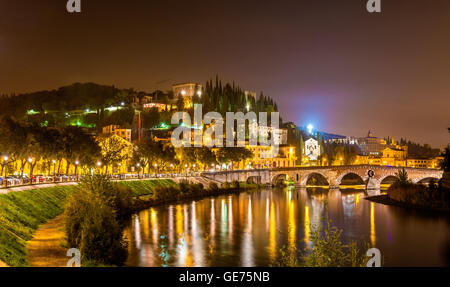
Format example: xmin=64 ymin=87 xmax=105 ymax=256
xmin=1 ymin=0 xmax=450 ymax=273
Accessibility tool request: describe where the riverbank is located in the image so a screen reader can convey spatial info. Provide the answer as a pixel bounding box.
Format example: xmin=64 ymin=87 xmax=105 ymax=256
xmin=0 ymin=179 xmax=177 ymax=266
xmin=365 ymin=194 xmax=450 ymax=213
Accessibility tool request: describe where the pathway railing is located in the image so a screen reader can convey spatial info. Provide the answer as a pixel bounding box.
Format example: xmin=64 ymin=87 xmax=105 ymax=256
xmin=0 ymin=172 xmax=202 ymax=189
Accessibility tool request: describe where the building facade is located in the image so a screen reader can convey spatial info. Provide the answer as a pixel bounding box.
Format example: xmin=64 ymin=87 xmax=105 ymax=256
xmin=102 ymin=125 xmax=132 ymax=142
xmin=304 ymin=138 xmax=321 ymax=161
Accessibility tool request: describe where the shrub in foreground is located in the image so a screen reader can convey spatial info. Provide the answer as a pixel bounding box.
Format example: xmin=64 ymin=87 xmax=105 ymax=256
xmin=64 ymin=175 xmax=130 ymax=265
xmin=277 ymin=218 xmax=369 ymax=267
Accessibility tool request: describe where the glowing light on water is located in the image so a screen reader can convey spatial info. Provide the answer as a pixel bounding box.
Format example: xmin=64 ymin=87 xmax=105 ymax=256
xmin=134 ymin=215 xmax=142 ymax=248
xmin=370 ymin=202 xmax=376 ymax=246
xmin=242 ymin=198 xmax=254 ymax=266
xmin=304 ymin=206 xmax=310 ymax=246
xmin=268 ymin=202 xmax=276 ymax=260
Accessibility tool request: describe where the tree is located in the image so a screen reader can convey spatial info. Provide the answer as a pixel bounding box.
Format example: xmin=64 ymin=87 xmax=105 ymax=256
xmin=395 ymin=168 xmax=410 ymax=185
xmin=60 ymin=127 xmax=101 ymax=175
xmin=64 ymin=175 xmax=130 ymax=265
xmin=176 ymin=96 xmax=185 ymax=111
xmin=299 ymin=135 xmax=304 ymax=165
xmin=441 ymin=146 xmax=450 ymax=172
xmin=215 ymin=147 xmax=253 ymax=168
xmin=141 ymin=108 xmax=160 ymax=129
xmin=99 ymin=136 xmax=129 ymax=174
xmin=133 ymin=138 xmax=170 ymax=174
xmin=0 ymin=117 xmax=29 ymax=176
xmin=195 ymin=147 xmax=217 ymax=170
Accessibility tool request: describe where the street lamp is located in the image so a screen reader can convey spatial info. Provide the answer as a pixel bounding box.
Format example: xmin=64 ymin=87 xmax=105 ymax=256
xmin=1 ymin=155 xmax=8 ymax=179
xmin=97 ymin=161 xmax=102 ymax=167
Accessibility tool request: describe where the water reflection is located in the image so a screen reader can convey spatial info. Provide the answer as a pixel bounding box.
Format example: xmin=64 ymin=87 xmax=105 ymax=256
xmin=125 ymin=187 xmax=450 ymax=267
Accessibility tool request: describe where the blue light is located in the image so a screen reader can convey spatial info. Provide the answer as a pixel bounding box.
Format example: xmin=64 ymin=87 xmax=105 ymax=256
xmin=307 ymin=124 xmax=314 ymax=135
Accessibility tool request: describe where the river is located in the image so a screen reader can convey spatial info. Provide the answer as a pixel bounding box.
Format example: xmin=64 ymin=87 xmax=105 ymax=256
xmin=124 ymin=187 xmax=450 ymax=267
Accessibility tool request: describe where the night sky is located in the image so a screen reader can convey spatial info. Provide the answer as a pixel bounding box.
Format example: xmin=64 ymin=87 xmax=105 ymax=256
xmin=1 ymin=0 xmax=449 ymax=147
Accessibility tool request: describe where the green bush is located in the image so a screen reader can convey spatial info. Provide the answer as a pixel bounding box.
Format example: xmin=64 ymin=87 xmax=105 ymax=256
xmin=277 ymin=218 xmax=369 ymax=267
xmin=78 ymin=175 xmax=133 ymax=222
xmin=179 ymin=180 xmax=190 ymax=194
xmin=77 ymin=196 xmax=127 ymax=265
xmin=64 ymin=175 xmax=131 ymax=265
xmin=231 ymin=180 xmax=240 ymax=189
xmin=222 ymin=182 xmax=230 ymax=189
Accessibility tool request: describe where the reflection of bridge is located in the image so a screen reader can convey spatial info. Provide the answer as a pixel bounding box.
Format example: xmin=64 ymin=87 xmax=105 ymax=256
xmin=202 ymin=165 xmax=444 ymax=189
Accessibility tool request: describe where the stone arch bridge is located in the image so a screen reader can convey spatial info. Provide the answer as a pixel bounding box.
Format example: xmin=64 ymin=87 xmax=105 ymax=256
xmin=201 ymin=165 xmax=443 ymax=189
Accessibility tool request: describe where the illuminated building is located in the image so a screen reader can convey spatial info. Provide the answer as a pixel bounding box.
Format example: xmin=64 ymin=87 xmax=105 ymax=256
xmin=172 ymin=83 xmax=202 ymax=109
xmin=326 ymin=136 xmax=359 ymax=145
xmin=407 ymin=157 xmax=442 ymax=169
xmin=358 ymin=130 xmax=387 ymax=156
xmin=235 ymin=144 xmax=296 ymax=169
xmin=143 ymin=103 xmax=169 ymax=112
xmin=102 ymin=125 xmax=132 ymax=142
xmin=304 ymin=138 xmax=321 ymax=161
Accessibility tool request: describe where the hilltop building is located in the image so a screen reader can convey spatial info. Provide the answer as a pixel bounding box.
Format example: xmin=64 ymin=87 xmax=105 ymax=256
xmin=358 ymin=130 xmax=387 ymax=156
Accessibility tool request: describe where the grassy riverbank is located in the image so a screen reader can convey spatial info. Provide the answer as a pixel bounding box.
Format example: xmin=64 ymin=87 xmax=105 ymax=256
xmin=0 ymin=185 xmax=74 ymax=266
xmin=0 ymin=179 xmax=177 ymax=267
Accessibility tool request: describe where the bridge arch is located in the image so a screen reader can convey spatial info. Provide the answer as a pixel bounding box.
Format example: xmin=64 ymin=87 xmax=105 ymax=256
xmin=247 ymin=175 xmax=262 ymax=184
xmin=338 ymin=172 xmax=365 ymax=186
xmin=379 ymin=175 xmax=398 ymax=186
xmin=272 ymin=174 xmax=288 ymax=186
xmin=416 ymin=177 xmax=440 ymax=185
xmin=301 ymin=172 xmax=330 ymax=187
